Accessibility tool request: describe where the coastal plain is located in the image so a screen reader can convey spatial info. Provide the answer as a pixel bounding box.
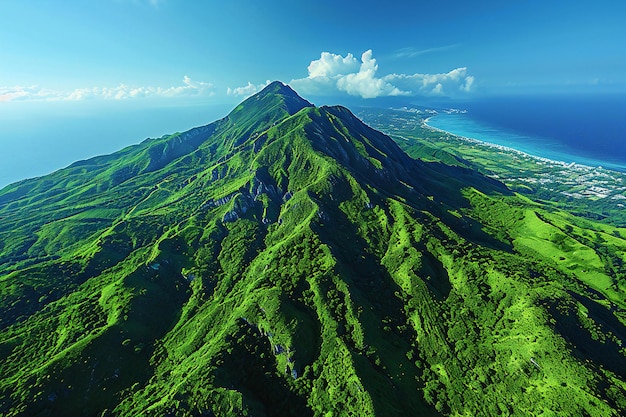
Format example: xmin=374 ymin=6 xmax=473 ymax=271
xmin=358 ymin=107 xmax=626 ymax=226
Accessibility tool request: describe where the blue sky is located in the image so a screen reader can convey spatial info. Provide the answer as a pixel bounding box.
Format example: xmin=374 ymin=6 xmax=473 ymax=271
xmin=2 ymin=0 xmax=625 ymax=105
xmin=0 ymin=0 xmax=625 ymax=187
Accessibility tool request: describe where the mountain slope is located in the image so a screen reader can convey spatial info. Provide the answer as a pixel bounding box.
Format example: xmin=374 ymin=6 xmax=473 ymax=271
xmin=1 ymin=82 xmax=625 ymax=417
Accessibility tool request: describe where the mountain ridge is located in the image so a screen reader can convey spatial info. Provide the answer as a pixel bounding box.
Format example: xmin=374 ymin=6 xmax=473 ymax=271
xmin=1 ymin=81 xmax=625 ymax=417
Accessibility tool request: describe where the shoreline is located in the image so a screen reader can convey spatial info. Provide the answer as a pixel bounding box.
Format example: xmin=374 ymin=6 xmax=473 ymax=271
xmin=422 ymin=116 xmax=626 ymax=174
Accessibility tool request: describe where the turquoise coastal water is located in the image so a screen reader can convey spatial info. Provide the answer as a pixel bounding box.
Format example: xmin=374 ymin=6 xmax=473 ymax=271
xmin=425 ymin=94 xmax=626 ymax=173
xmin=425 ymin=113 xmax=623 ymax=169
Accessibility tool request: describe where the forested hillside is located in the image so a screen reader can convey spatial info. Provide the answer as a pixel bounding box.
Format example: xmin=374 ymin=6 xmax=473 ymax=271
xmin=1 ymin=82 xmax=625 ymax=416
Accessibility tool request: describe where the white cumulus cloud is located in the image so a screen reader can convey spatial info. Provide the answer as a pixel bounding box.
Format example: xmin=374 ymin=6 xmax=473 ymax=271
xmin=461 ymin=76 xmax=475 ymax=92
xmin=336 ymin=50 xmax=407 ymax=99
xmin=0 ymin=76 xmax=215 ymax=102
xmin=431 ymin=83 xmax=443 ymax=95
xmin=227 ymin=80 xmax=271 ymax=97
xmin=307 ymin=52 xmax=360 ymax=78
xmin=383 ymin=67 xmax=476 ymax=96
xmin=290 ymin=50 xmax=475 ymax=99
xmin=0 ymin=85 xmax=57 ymax=102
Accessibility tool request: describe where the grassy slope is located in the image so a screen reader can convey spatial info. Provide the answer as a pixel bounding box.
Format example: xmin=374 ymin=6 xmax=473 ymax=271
xmin=1 ymin=85 xmax=625 ymax=416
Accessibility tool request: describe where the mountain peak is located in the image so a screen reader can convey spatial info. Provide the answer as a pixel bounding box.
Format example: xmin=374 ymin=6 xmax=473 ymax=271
xmin=224 ymin=81 xmax=313 ymax=140
xmin=239 ymin=80 xmax=313 ymax=115
xmin=258 ymin=80 xmax=300 ymax=98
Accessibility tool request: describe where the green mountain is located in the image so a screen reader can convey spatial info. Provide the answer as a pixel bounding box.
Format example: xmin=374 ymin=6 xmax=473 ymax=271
xmin=1 ymin=82 xmax=625 ymax=416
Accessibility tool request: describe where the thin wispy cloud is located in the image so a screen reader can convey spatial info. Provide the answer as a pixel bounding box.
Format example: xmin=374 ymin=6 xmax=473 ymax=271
xmin=0 ymin=76 xmax=215 ymax=102
xmin=290 ymin=49 xmax=475 ymax=98
xmin=392 ymin=44 xmax=461 ymax=59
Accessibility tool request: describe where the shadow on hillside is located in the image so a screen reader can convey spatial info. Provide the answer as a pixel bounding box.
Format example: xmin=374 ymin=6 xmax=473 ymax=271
xmin=560 ymin=291 xmax=626 ymax=379
xmin=311 ymin=178 xmax=444 ymax=416
xmin=368 ymin=158 xmax=515 ymax=253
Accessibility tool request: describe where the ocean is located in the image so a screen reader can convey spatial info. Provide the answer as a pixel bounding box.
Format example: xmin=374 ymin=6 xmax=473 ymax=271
xmin=2 ymin=93 xmax=626 ymax=190
xmin=425 ymin=94 xmax=626 ymax=172
xmin=0 ymin=100 xmax=232 ymax=189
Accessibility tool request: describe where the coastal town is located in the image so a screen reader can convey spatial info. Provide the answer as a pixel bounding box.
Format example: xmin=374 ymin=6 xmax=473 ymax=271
xmin=487 ymin=150 xmax=626 ymax=211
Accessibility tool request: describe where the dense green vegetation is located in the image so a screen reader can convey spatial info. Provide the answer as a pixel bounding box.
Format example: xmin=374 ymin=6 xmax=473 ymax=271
xmin=1 ymin=82 xmax=625 ymax=416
